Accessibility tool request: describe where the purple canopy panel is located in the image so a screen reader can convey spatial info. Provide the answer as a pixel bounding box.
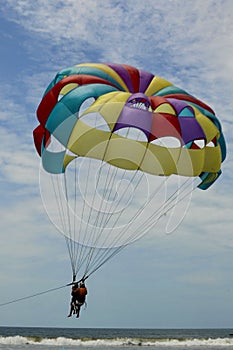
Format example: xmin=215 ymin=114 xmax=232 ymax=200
xmin=106 ymin=63 xmax=134 ymax=92
xmin=179 ymin=117 xmax=205 ymax=145
xmin=167 ymin=98 xmax=194 ymax=116
xmin=139 ymin=69 xmax=154 ymax=93
xmin=113 ymin=106 xmax=152 ymax=140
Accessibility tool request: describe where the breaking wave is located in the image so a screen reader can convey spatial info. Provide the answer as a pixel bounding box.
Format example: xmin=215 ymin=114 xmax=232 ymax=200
xmin=1 ymin=335 xmax=233 ymax=347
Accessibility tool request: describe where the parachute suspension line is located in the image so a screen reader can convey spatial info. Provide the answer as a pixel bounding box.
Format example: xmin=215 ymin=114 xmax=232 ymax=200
xmin=70 ymin=174 xmax=197 ymax=279
xmin=90 ymin=133 xmax=151 ymax=252
xmin=72 ymin=161 xmax=79 ymax=280
xmin=147 ymin=177 xmax=197 ymax=233
xmin=63 ymin=173 xmax=77 ymax=279
xmin=73 ymin=156 xmax=93 ymax=277
xmin=50 ymin=173 xmax=67 ymax=235
xmin=65 ymin=156 xmax=93 ymax=281
xmin=115 ymin=176 xmax=174 ymax=244
xmin=83 ymin=160 xmax=133 ymax=272
xmin=130 ymin=179 xmax=194 ymax=242
xmin=114 ymin=176 xmax=189 ymax=246
xmin=156 ymin=176 xmax=199 ymax=227
xmin=89 ymin=174 xmax=185 ymax=269
xmin=130 ymin=176 xmax=198 ymax=239
xmin=83 ymin=129 xmax=149 ymax=270
xmin=101 ymin=170 xmax=144 ymax=241
xmin=81 ymin=149 xmax=196 ymax=276
xmin=81 ymin=158 xmax=116 ymax=276
xmin=69 ymin=98 xmax=121 ymax=278
xmin=77 ymin=158 xmax=105 ymax=276
xmin=82 ymin=130 xmax=139 ymax=275
xmin=65 ymin=236 xmax=77 ymax=282
xmin=84 ymin=174 xmax=166 ymax=275
xmin=49 ymin=172 xmax=76 ymax=280
xmin=91 ymin=165 xmax=142 ymax=246
xmin=77 ymin=128 xmax=119 ymax=276
xmin=71 ymin=159 xmax=86 ymax=280
xmin=109 ymin=139 xmax=170 ymax=248
xmin=78 ymin=92 xmax=131 ymax=273
xmin=83 ymin=130 xmax=147 ymax=275
xmin=85 ymin=244 xmax=126 ymax=279
xmin=87 ymin=177 xmax=199 ymax=277
xmin=80 ymin=131 xmax=163 ymax=276
xmin=61 ymin=131 xmax=198 ymax=279
xmin=50 ymin=173 xmax=78 ymax=278
xmin=83 ymin=149 xmax=155 ymax=275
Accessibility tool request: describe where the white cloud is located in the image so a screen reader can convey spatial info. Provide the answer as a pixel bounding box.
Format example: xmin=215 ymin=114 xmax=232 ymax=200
xmin=2 ymin=0 xmax=232 ymax=72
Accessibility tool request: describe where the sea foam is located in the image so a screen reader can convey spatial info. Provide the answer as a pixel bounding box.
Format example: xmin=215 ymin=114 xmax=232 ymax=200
xmin=1 ymin=335 xmax=233 ymax=347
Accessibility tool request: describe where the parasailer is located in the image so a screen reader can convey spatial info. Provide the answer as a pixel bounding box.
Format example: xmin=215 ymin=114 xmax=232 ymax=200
xmin=68 ymin=280 xmax=87 ymax=318
xmin=33 ymin=62 xmax=226 ymax=317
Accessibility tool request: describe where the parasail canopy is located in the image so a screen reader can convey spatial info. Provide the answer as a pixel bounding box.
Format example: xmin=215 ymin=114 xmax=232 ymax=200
xmin=33 ymin=63 xmax=226 ymax=281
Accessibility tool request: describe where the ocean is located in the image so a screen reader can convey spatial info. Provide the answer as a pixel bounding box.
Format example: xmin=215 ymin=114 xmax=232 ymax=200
xmin=1 ymin=327 xmax=233 ymax=350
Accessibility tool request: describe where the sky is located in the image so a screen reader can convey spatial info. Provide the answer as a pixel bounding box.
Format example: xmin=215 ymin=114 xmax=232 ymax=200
xmin=0 ymin=0 xmax=232 ymax=329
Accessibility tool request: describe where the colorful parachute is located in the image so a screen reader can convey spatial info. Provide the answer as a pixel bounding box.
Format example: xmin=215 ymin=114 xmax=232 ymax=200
xmin=33 ymin=63 xmax=226 ymax=282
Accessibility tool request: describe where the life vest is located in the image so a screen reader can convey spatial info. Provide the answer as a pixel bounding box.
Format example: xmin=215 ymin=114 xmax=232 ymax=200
xmin=73 ymin=287 xmax=87 ymax=303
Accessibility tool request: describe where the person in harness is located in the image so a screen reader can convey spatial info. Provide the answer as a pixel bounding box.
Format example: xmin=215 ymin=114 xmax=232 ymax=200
xmin=67 ymin=280 xmax=88 ymax=318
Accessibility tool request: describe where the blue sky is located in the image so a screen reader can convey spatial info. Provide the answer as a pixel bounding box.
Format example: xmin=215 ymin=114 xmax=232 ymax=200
xmin=0 ymin=0 xmax=232 ymax=328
